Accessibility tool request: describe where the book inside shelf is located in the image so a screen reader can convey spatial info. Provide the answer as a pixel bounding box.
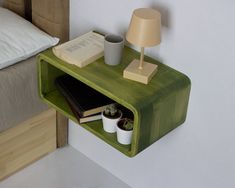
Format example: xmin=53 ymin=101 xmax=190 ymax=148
xmin=55 ymin=74 xmax=116 ymax=118
xmin=44 ymin=89 xmax=132 ymax=154
xmin=41 ymin=69 xmax=134 ymax=155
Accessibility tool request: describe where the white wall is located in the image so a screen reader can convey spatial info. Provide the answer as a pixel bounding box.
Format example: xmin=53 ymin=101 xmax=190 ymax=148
xmin=69 ymin=0 xmax=235 ymax=188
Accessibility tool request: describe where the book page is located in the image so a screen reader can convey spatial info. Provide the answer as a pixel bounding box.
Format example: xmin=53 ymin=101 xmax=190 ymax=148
xmin=53 ymin=31 xmax=104 ymax=67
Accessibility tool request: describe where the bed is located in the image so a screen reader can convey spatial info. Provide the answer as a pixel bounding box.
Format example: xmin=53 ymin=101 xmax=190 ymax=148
xmin=0 ymin=0 xmax=69 ymax=180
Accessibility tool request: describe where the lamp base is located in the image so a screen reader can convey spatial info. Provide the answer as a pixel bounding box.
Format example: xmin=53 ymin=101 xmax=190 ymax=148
xmin=123 ymin=59 xmax=158 ymax=84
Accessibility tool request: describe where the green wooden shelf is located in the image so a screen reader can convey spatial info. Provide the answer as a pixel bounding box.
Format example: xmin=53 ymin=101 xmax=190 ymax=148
xmin=38 ymin=46 xmax=191 ymax=157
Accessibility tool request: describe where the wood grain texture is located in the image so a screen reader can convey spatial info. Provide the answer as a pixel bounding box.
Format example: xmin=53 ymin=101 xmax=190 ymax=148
xmin=3 ymin=0 xmax=69 ymax=42
xmin=32 ymin=0 xmax=69 ymax=43
xmin=0 ymin=109 xmax=56 ymax=180
xmin=38 ymin=46 xmax=191 ymax=157
xmin=2 ymin=0 xmax=25 ymax=17
xmin=56 ymin=111 xmax=68 ymax=148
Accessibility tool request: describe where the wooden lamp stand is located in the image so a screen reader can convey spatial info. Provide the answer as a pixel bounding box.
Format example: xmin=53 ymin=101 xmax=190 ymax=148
xmin=123 ymin=47 xmax=158 ymax=84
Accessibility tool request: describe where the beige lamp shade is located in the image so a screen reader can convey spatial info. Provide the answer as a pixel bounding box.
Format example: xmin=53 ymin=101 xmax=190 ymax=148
xmin=126 ymin=8 xmax=161 ymax=47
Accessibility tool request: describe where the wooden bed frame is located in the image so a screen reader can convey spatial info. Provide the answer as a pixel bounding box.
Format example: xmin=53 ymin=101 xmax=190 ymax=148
xmin=0 ymin=0 xmax=69 ymax=180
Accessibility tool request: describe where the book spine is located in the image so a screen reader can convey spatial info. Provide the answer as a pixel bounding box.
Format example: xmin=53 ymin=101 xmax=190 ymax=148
xmin=55 ymin=80 xmax=85 ymax=116
xmin=65 ymin=97 xmax=101 ymax=124
xmin=64 ymin=97 xmax=82 ymax=124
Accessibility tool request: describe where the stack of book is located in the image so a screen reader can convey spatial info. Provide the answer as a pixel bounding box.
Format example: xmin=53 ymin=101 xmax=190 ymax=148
xmin=55 ymin=74 xmax=115 ymax=123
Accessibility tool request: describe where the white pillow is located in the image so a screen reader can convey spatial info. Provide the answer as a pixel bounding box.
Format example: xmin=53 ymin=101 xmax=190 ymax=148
xmin=0 ymin=7 xmax=59 ymax=69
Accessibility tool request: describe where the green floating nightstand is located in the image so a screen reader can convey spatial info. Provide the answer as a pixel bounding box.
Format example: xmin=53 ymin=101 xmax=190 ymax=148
xmin=37 ymin=46 xmax=191 ymax=157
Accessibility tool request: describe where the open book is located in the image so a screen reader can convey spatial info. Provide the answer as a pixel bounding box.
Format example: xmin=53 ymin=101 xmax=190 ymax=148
xmin=53 ymin=31 xmax=104 ymax=68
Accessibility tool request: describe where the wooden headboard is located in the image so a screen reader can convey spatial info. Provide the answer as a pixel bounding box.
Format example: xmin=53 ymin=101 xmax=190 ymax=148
xmin=2 ymin=0 xmax=25 ymax=17
xmin=3 ymin=0 xmax=69 ymax=43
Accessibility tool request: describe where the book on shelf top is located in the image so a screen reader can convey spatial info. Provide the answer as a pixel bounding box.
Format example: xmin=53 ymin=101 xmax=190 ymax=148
xmin=55 ymin=74 xmax=115 ymax=117
xmin=52 ymin=31 xmax=104 ymax=68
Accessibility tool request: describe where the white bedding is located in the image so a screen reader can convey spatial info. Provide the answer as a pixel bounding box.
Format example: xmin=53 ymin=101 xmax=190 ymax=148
xmin=0 ymin=7 xmax=59 ymax=69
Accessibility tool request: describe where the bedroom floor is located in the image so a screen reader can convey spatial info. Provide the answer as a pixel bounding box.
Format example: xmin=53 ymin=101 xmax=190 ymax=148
xmin=0 ymin=146 xmax=131 ymax=188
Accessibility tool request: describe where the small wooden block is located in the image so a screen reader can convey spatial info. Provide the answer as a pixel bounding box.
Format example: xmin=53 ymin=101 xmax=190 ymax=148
xmin=123 ymin=59 xmax=158 ymax=84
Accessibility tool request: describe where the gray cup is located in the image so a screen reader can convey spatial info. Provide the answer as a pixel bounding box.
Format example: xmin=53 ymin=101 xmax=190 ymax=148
xmin=104 ymin=34 xmax=124 ymax=66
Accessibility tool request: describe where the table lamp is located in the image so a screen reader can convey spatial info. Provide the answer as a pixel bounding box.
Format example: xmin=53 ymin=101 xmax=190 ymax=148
xmin=123 ymin=8 xmax=161 ymax=84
